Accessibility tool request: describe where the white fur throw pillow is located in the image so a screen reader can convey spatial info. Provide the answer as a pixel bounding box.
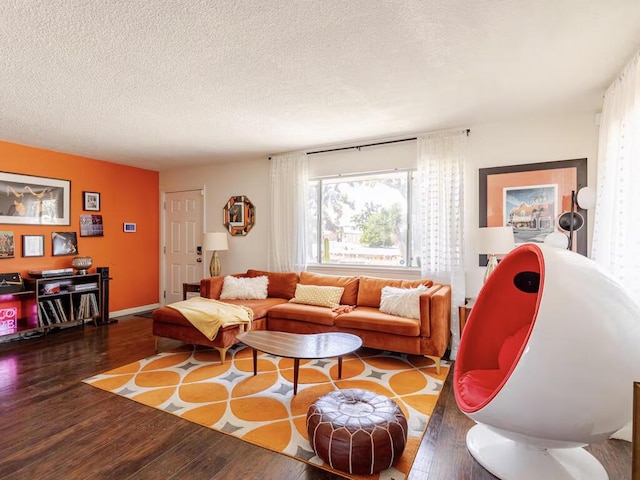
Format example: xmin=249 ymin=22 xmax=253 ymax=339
xmin=220 ymin=275 xmax=268 ymax=300
xmin=379 ymin=285 xmax=427 ymax=319
xmin=289 ymin=284 xmax=345 ymax=308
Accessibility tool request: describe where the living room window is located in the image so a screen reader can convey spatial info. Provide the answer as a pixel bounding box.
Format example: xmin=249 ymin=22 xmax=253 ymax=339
xmin=307 ymin=170 xmax=419 ymax=267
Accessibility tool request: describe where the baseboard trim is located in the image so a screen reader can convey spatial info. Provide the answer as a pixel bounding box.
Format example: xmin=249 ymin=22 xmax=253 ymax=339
xmin=110 ymin=303 xmax=161 ymax=318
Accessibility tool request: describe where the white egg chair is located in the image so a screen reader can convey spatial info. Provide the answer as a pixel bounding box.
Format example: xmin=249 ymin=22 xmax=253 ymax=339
xmin=454 ymin=243 xmax=640 ymax=479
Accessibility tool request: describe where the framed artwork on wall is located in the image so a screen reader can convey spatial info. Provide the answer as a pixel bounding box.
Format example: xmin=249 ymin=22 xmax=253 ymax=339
xmin=83 ymin=191 xmax=100 ymax=211
xmin=22 ymin=234 xmax=44 ymax=257
xmin=0 ymin=231 xmax=15 ymax=258
xmin=478 ymin=158 xmax=587 ymax=265
xmin=0 ymin=172 xmax=70 ymax=225
xmin=52 ymin=231 xmax=78 ymax=256
xmin=80 ymin=214 xmax=104 ymax=237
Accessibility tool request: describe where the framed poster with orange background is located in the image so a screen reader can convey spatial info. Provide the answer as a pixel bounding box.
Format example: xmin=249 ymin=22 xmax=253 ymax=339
xmin=478 ymin=158 xmax=587 ymax=265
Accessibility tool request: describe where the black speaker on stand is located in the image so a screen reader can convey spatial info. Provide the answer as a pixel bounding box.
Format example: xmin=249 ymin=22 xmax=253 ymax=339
xmin=96 ymin=267 xmax=116 ymax=324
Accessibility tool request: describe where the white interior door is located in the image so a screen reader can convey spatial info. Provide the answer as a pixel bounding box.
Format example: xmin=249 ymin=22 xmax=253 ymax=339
xmin=163 ymin=189 xmax=204 ymax=305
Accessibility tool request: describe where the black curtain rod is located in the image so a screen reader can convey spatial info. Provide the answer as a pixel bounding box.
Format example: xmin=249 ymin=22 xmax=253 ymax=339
xmin=307 ymin=137 xmax=416 ymax=155
xmin=268 ymin=129 xmax=470 ymax=159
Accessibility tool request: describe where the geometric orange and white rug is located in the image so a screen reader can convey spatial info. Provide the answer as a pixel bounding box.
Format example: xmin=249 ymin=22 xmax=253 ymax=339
xmin=83 ymin=344 xmax=449 ymax=480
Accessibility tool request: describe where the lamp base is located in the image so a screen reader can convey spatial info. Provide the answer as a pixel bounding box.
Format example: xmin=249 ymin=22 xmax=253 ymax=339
xmin=466 ymin=424 xmax=607 ymax=480
xmin=484 ymin=254 xmax=499 ymax=283
xmin=210 ymin=251 xmax=221 ymax=277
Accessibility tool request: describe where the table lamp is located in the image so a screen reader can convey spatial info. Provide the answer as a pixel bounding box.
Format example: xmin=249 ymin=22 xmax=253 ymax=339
xmin=203 ymin=232 xmax=229 ymax=277
xmin=479 ymin=226 xmax=515 ymax=283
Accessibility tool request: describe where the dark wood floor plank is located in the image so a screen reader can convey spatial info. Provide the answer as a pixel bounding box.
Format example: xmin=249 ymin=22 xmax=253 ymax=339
xmin=126 ymin=428 xmax=225 ymax=480
xmin=211 ymin=440 xmax=309 ymax=480
xmin=0 ymin=316 xmax=633 ymax=480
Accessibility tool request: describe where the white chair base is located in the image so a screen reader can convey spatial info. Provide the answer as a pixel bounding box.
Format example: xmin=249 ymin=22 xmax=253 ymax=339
xmin=466 ymin=424 xmax=608 ymax=480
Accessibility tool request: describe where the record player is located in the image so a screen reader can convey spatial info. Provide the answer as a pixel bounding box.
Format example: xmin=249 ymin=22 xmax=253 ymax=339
xmin=0 ymin=272 xmax=24 ymax=294
xmin=28 ymin=268 xmax=74 ymax=278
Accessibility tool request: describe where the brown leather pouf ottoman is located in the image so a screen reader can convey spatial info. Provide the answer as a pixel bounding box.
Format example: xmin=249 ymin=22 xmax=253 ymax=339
xmin=306 ymin=388 xmax=408 ymax=475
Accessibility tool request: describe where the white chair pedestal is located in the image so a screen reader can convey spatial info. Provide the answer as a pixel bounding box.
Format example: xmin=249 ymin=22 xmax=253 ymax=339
xmin=467 ymin=424 xmax=608 ymax=480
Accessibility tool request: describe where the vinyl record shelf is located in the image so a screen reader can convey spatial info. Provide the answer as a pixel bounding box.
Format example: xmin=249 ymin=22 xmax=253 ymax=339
xmin=24 ymin=273 xmax=102 ymax=331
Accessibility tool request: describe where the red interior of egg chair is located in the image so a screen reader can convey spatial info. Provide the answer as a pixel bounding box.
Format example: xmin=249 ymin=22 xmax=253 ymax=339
xmin=454 ymin=243 xmax=544 ymax=413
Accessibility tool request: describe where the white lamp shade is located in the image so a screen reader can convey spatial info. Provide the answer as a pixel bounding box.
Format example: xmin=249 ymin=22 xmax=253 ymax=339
xmin=543 ymin=231 xmax=569 ymax=249
xmin=576 ymin=186 xmax=596 ymax=209
xmin=203 ymin=232 xmax=228 ymax=251
xmin=478 ymin=227 xmax=515 ymax=255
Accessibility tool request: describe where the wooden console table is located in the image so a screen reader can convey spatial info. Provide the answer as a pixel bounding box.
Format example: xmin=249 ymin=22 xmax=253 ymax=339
xmin=182 ymin=282 xmax=201 ymax=301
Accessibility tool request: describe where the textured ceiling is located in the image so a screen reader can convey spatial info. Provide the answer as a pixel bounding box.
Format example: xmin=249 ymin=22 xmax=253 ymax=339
xmin=1 ymin=1 xmax=639 ymax=171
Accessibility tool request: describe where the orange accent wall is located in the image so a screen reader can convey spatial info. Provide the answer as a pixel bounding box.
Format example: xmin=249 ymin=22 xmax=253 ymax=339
xmin=0 ymin=140 xmax=159 ymax=312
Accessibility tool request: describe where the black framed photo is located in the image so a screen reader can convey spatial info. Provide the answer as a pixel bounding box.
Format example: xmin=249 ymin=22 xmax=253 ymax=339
xmin=0 ymin=171 xmax=70 ymax=225
xmin=478 ymin=158 xmax=587 ymax=265
xmin=52 ymin=231 xmax=78 ymax=256
xmin=83 ymin=191 xmax=100 ymax=212
xmin=22 ymin=234 xmax=44 ymax=257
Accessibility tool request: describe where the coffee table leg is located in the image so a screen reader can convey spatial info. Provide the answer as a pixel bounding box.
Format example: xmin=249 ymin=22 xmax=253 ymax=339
xmin=293 ymin=358 xmax=300 ymax=395
xmin=338 ymin=356 xmax=343 ymax=378
xmin=252 ymin=348 xmax=258 ymax=376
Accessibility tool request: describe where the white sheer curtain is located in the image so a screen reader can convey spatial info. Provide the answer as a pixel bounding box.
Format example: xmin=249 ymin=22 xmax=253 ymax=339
xmin=592 ymin=49 xmax=640 ymax=305
xmin=416 ymin=130 xmax=467 ymax=360
xmin=592 ymin=50 xmax=640 ymax=443
xmin=268 ymin=152 xmax=309 ymax=272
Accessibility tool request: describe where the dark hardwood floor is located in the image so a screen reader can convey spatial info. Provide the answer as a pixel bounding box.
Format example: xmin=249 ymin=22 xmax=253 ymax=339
xmin=0 ymin=316 xmax=632 ymax=479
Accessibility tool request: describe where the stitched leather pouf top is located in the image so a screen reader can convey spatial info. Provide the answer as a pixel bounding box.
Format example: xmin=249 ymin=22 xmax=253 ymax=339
xmin=306 ymin=388 xmax=408 ymax=474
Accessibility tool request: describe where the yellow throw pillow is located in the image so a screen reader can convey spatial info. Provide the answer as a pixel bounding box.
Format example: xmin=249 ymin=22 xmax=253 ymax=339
xmin=289 ymin=284 xmax=345 ymax=308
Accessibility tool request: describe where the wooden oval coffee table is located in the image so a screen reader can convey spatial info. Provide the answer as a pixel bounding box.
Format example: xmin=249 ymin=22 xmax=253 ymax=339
xmin=236 ymin=331 xmax=362 ymax=395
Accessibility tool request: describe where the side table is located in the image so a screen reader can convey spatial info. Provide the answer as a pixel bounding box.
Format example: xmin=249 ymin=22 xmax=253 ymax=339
xmin=459 ymin=298 xmax=475 ymax=335
xmin=182 ymin=282 xmax=201 ymax=301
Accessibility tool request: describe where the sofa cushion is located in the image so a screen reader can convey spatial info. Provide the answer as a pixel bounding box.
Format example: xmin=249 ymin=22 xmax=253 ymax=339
xmin=267 ymin=302 xmax=339 ymax=326
xmin=356 ymin=276 xmax=405 ymax=308
xmin=335 ymin=306 xmax=421 ymax=336
xmin=154 ymin=298 xmax=287 ymax=324
xmin=379 ymin=285 xmax=428 ymax=319
xmin=219 ymin=298 xmax=289 ymax=320
xmin=246 ymin=269 xmax=299 ymax=299
xmin=220 ymin=275 xmax=269 ymax=300
xmin=401 ymin=279 xmax=434 ymax=289
xmin=299 ymin=272 xmax=360 ymax=305
xmin=290 ymin=284 xmax=344 ymax=308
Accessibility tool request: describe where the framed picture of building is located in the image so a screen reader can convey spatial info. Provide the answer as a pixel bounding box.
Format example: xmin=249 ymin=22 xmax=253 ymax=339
xmin=479 ymin=158 xmax=587 ymax=265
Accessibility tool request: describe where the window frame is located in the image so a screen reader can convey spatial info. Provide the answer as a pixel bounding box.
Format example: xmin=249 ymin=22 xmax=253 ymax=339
xmin=308 ymin=168 xmax=417 ymax=268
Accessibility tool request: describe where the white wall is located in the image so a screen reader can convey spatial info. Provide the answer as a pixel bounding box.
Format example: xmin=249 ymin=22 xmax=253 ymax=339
xmin=464 ymin=114 xmax=599 ymax=295
xmin=160 ymin=158 xmax=271 ymax=276
xmin=160 ymin=112 xmax=599 ymax=297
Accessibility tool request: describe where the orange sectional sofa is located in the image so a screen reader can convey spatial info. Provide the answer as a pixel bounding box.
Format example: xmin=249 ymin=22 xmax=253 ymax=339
xmin=152 ymin=269 xmax=451 ymax=373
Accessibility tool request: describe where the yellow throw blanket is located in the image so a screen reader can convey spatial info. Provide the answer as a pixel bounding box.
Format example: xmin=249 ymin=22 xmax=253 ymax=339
xmin=166 ymin=297 xmax=253 ymax=340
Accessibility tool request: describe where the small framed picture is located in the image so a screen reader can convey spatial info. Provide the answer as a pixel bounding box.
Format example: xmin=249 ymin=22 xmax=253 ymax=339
xmin=52 ymin=231 xmax=78 ymax=256
xmin=0 ymin=231 xmax=15 ymax=258
xmin=83 ymin=191 xmax=100 ymax=212
xmin=22 ymin=234 xmax=44 ymax=257
xmin=80 ymin=214 xmax=104 ymax=237
xmin=123 ymin=222 xmax=136 ymax=233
